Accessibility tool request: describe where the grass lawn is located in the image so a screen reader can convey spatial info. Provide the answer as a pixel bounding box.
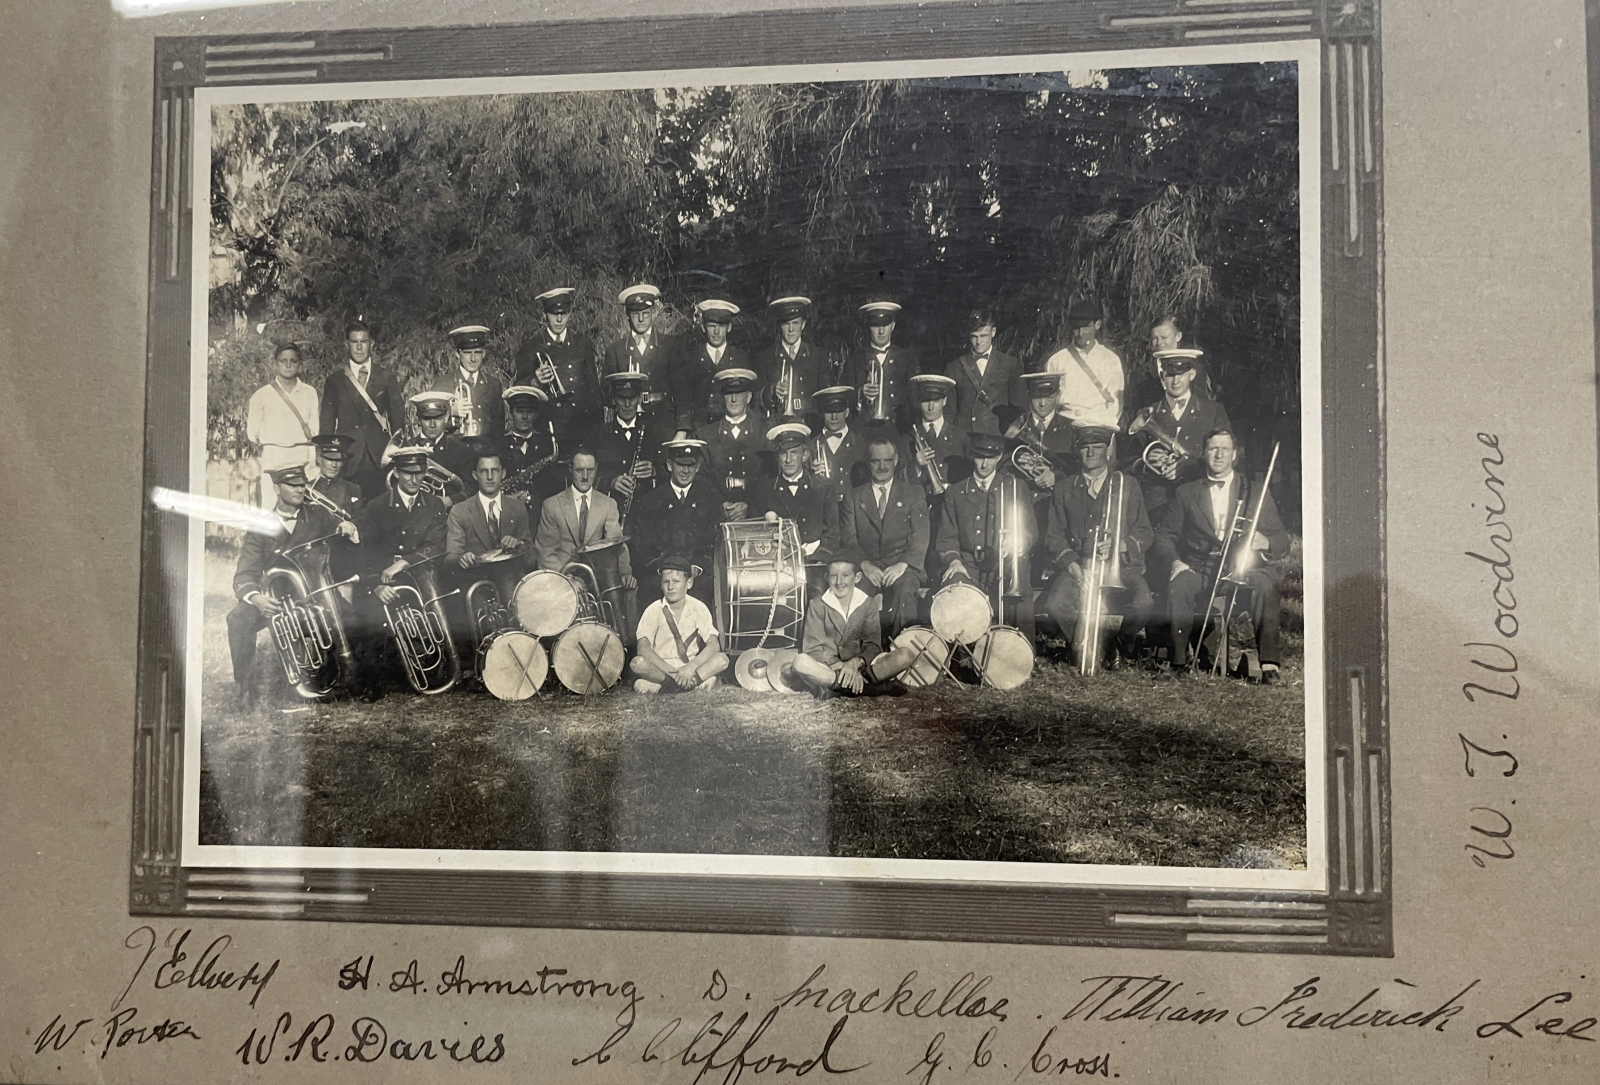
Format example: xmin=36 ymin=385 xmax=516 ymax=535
xmin=198 ymin=547 xmax=1307 ymax=869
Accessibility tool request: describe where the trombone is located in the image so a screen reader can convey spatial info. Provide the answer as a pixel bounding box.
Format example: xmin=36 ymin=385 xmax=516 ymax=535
xmin=993 ymin=473 xmax=1026 ymax=617
xmin=1074 ymin=473 xmax=1126 ymax=676
xmin=1192 ymin=440 xmax=1281 ymax=674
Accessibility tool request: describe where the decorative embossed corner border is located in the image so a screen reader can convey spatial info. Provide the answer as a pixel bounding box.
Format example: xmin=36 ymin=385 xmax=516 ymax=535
xmin=132 ymin=0 xmax=1389 ymax=955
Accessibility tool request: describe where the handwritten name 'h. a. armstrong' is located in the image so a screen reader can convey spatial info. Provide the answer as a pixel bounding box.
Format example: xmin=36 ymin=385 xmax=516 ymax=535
xmin=1462 ymin=432 xmax=1519 ymax=703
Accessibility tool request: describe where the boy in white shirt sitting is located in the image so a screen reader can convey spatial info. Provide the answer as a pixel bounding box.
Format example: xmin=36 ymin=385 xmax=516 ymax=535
xmin=630 ymin=556 xmax=729 ymax=693
xmin=789 ymin=555 xmax=918 ymax=699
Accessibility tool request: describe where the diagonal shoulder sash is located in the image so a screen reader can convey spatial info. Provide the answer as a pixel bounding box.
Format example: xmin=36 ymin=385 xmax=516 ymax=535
xmin=346 ymin=368 xmax=392 ymax=434
xmin=268 ymin=381 xmax=316 ymax=442
xmin=1063 ymin=344 xmax=1117 ymax=409
xmin=660 ymin=602 xmax=703 ymax=661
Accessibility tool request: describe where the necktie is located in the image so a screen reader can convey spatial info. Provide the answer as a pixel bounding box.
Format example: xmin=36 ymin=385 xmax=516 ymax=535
xmin=876 ymin=486 xmax=888 ymax=517
xmin=487 ymin=500 xmax=500 ymax=539
xmin=357 ymin=364 xmax=370 ymax=388
xmin=577 ymin=494 xmax=589 ymax=544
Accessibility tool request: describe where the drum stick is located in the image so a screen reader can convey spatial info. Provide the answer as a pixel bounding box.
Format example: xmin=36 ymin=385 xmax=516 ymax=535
xmin=575 ymin=639 xmax=605 ymax=694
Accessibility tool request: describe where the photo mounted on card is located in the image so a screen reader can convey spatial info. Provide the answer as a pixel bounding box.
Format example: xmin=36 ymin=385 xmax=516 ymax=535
xmin=132 ymin=0 xmax=1387 ymax=952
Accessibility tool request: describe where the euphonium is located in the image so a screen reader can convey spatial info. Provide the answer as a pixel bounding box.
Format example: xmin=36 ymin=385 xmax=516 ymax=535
xmin=383 ymin=559 xmax=463 ymax=694
xmin=464 ymin=578 xmax=511 ymax=648
xmin=264 ymin=537 xmax=360 ymax=699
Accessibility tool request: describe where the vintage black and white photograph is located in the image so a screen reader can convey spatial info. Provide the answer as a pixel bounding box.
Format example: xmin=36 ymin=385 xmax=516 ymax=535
xmin=182 ymin=43 xmax=1324 ymax=889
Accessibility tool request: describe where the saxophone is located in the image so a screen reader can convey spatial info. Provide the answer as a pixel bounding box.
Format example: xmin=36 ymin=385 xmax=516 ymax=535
xmin=503 ymin=422 xmax=562 ymax=505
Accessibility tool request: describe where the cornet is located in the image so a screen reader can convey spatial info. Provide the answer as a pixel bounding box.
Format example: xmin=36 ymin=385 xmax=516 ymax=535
xmin=911 ymin=427 xmax=947 ymax=495
xmin=452 ymin=376 xmax=482 ymax=437
xmin=535 ymin=351 xmax=571 ymax=400
xmin=867 ymin=353 xmax=889 ymax=422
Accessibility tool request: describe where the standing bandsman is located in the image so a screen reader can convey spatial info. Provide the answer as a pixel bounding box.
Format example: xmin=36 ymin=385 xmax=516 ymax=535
xmin=900 ymin=373 xmax=969 ymax=493
xmin=515 ymin=287 xmax=599 ymax=445
xmin=810 ymin=386 xmax=871 ymax=495
xmin=758 ymin=296 xmax=826 ymax=420
xmin=320 ymin=321 xmax=405 ymax=501
xmin=700 ymin=368 xmax=768 ymax=519
xmin=246 ymin=343 xmax=320 ymax=504
xmin=629 ymin=439 xmax=726 ymax=608
xmin=945 ymin=308 xmax=1023 ymax=436
xmin=839 ymin=436 xmax=929 ymax=639
xmin=934 ymin=431 xmax=1037 ymax=639
xmin=226 ymin=465 xmax=359 ymax=707
xmin=758 ymin=422 xmax=842 ymax=582
xmin=603 ymin=284 xmax=678 ymax=413
xmin=309 ymin=433 xmax=363 ymax=518
xmin=498 ymin=385 xmax=559 ymax=492
xmin=593 ymin=372 xmax=675 ymax=519
xmin=1126 ymin=349 xmax=1231 ymax=524
xmin=1042 ymin=298 xmax=1125 ymax=432
xmin=430 ymin=324 xmax=506 ymax=440
xmin=393 ymin=391 xmax=475 ymax=504
xmin=1153 ymin=429 xmax=1288 ymax=681
xmin=842 ymin=300 xmax=917 ymax=430
xmin=670 ymin=297 xmax=750 ymax=437
xmin=1040 ymin=427 xmax=1154 ymax=668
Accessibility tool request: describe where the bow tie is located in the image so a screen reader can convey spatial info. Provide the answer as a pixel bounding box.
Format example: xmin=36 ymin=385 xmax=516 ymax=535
xmin=1209 ymin=478 xmax=1229 ymax=488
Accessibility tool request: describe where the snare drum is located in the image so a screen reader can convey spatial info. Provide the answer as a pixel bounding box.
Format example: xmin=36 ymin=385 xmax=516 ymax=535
xmin=552 ymin=622 xmax=626 ymax=694
xmin=929 ymin=582 xmax=992 ymax=645
xmin=890 ymin=626 xmax=952 ymax=688
xmin=969 ymin=625 xmax=1034 ymax=690
xmin=715 ymin=519 xmax=806 ymax=652
xmin=477 ymin=629 xmax=549 ymax=701
xmin=512 ymin=569 xmax=599 ymax=637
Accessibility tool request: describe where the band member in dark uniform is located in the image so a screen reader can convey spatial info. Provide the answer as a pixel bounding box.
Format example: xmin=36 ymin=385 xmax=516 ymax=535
xmin=670 ymin=297 xmax=750 ymax=437
xmin=310 ymin=433 xmax=362 ymax=517
xmin=757 ymin=422 xmax=842 ymax=588
xmin=756 ymin=296 xmax=827 ymax=420
xmin=944 ymin=308 xmax=1023 ymax=436
xmin=392 ymin=391 xmax=475 ymax=504
xmin=227 ymin=465 xmax=359 ymax=708
xmin=593 ymin=371 xmax=675 ymax=520
xmin=1005 ymin=371 xmax=1077 ymax=576
xmin=514 ymin=287 xmax=600 ymax=446
xmin=354 ymin=447 xmax=452 ymax=687
xmin=319 ymin=321 xmax=405 ymax=501
xmin=1153 ymin=429 xmax=1288 ymax=681
xmin=497 ymin=384 xmax=564 ymax=513
xmin=1040 ymin=427 xmax=1154 ymax=668
xmin=628 ymin=439 xmax=726 ymax=608
xmin=699 ymin=367 xmax=768 ymax=520
xmin=839 ymin=435 xmax=930 ymax=640
xmin=1126 ymin=348 xmax=1232 ymax=524
xmin=900 ymin=373 xmax=970 ymax=491
xmin=428 ymin=324 xmax=506 ymax=441
xmin=602 ymin=284 xmax=678 ymax=416
xmin=810 ymin=385 xmax=871 ymax=495
xmin=935 ymin=431 xmax=1037 ymax=639
xmin=841 ymin=300 xmax=917 ymax=431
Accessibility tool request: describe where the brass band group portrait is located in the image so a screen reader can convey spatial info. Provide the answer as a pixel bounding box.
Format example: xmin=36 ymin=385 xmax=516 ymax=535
xmin=195 ymin=57 xmax=1316 ymax=875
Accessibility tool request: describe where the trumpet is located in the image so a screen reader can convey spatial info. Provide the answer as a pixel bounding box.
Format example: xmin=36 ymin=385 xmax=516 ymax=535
xmin=264 ymin=533 xmax=361 ymax=700
xmin=452 ymin=376 xmax=483 ymax=437
xmin=535 ymin=351 xmax=570 ymax=400
xmin=1074 ymin=473 xmax=1127 ymax=676
xmin=1128 ymin=409 xmax=1192 ymax=478
xmin=812 ymin=432 xmax=834 ymax=479
xmin=777 ymin=352 xmax=802 ymax=417
xmin=416 ymin=458 xmax=465 ymax=500
xmin=867 ymin=353 xmax=889 ymax=422
xmin=382 ymin=556 xmax=462 ymax=694
xmin=911 ymin=426 xmax=948 ymax=495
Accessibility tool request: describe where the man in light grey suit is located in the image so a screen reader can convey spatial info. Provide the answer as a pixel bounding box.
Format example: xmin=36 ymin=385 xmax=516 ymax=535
xmin=447 ymin=452 xmax=533 ymax=587
xmin=535 ymin=449 xmax=638 ymax=638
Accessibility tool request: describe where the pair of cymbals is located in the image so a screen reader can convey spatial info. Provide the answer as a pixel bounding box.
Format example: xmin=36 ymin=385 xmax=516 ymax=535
xmin=734 ymin=647 xmax=803 ymax=693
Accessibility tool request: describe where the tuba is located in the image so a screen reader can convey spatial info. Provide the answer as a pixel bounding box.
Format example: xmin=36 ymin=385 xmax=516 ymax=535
xmin=264 ymin=533 xmax=361 ymax=699
xmin=1073 ymin=473 xmax=1127 ymax=676
xmin=382 ymin=555 xmax=463 ymax=694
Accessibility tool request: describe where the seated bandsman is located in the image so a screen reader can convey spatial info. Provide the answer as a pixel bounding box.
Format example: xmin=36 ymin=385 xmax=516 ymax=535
xmin=310 ymin=433 xmax=362 ymax=516
xmin=788 ymin=555 xmax=919 ymax=699
xmin=593 ymin=371 xmax=675 ymax=516
xmin=629 ymin=556 xmax=729 ymax=693
xmin=1042 ymin=298 xmax=1124 ymax=432
xmin=447 ymin=450 xmax=534 ymax=597
xmin=429 ymin=324 xmax=505 ymax=440
xmin=670 ymin=297 xmax=750 ymax=437
xmin=839 ymin=436 xmax=929 ymax=639
xmin=534 ymin=449 xmax=636 ymax=581
xmin=1153 ymin=429 xmax=1288 ymax=682
xmin=811 ymin=385 xmax=871 ymax=495
xmin=603 ymin=284 xmax=677 ymax=410
xmin=227 ymin=465 xmax=359 ymax=707
xmin=935 ymin=431 xmax=1038 ymax=639
xmin=758 ymin=295 xmax=825 ymax=420
xmin=630 ymin=439 xmax=726 ymax=608
xmin=758 ymin=422 xmax=841 ymax=584
xmin=514 ymin=287 xmax=600 ymax=445
xmin=1040 ymin=427 xmax=1154 ymax=668
xmin=841 ymin=300 xmax=917 ymax=430
xmin=699 ymin=367 xmax=768 ymax=519
xmin=356 ymin=446 xmax=451 ymax=608
xmin=388 ymin=391 xmax=474 ymax=505
xmin=1127 ymin=348 xmax=1231 ymax=523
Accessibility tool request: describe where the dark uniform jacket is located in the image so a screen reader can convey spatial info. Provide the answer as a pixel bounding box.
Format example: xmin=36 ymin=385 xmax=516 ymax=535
xmin=320 ymin=362 xmax=406 ymax=478
xmin=311 ymin=474 xmax=363 ymax=520
xmin=944 ymin=348 xmax=1023 ymax=436
xmin=419 ymin=430 xmax=479 ymax=501
xmin=812 ymin=425 xmax=873 ymax=494
xmin=755 ymin=471 xmax=842 ymax=556
xmin=1129 ymin=392 xmax=1232 ymax=489
xmin=670 ymin=341 xmax=753 ymax=433
xmin=840 ymin=477 xmax=929 ymax=575
xmin=602 ymin=328 xmax=679 ymax=408
xmin=1004 ymin=411 xmax=1078 ymax=497
xmin=628 ymin=476 xmax=728 ymax=578
xmin=840 ymin=344 xmax=919 ymax=430
xmin=498 ymin=426 xmax=564 ymax=513
xmin=934 ymin=472 xmax=1038 ymax=577
xmin=232 ymin=505 xmax=348 ymax=601
xmin=513 ymin=327 xmax=601 ymax=443
xmin=356 ymin=489 xmax=450 ymax=575
xmin=590 ymin=410 xmax=677 ymax=508
xmin=897 ymin=416 xmax=972 ymax=492
xmin=755 ymin=338 xmax=831 ymax=419
xmin=699 ymin=410 xmax=771 ymax=495
xmin=1152 ymin=472 xmax=1288 ymax=579
xmin=427 ymin=367 xmax=506 ymax=441
xmin=1044 ymin=469 xmax=1153 ymax=575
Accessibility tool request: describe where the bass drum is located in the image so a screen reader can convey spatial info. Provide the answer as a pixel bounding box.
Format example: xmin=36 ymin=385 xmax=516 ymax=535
xmin=513 ymin=569 xmax=599 ymax=637
xmin=552 ymin=622 xmax=626 ymax=694
xmin=970 ymin=625 xmax=1034 ymax=690
xmin=929 ymin=582 xmax=992 ymax=646
xmin=477 ymin=629 xmax=549 ymax=701
xmin=715 ymin=519 xmax=806 ymax=653
xmin=889 ymin=626 xmax=951 ymax=689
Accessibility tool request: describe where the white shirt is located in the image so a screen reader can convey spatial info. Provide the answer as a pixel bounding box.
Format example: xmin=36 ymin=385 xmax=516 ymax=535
xmin=873 ymin=482 xmax=892 ymax=512
xmin=672 ymin=484 xmax=690 ymax=501
xmin=1207 ymin=472 xmax=1235 ymax=538
xmin=246 ymin=379 xmax=320 ymax=472
xmin=922 ymin=418 xmax=944 ymax=438
xmin=459 ymin=366 xmax=480 ymax=385
xmin=975 ymin=474 xmax=994 ymax=493
xmin=1166 ymin=393 xmax=1191 ymax=421
xmin=726 ymin=414 xmax=747 ymax=437
xmin=477 ymin=491 xmax=502 ymax=524
xmin=826 ymin=426 xmax=849 ymax=452
xmin=1044 ymin=341 xmax=1124 ymax=430
xmin=707 ymin=344 xmax=726 ymax=364
xmin=635 ymin=595 xmax=717 ymax=669
xmin=398 ymin=490 xmax=417 ymax=511
xmin=973 ymin=352 xmax=990 ymax=377
xmin=348 ymin=360 xmax=371 ymax=385
xmin=1083 ymin=468 xmax=1110 ymax=498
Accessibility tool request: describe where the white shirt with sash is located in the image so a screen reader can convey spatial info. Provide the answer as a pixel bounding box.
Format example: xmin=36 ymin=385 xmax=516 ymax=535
xmin=246 ymin=379 xmax=320 ymax=472
xmin=1043 ymin=340 xmax=1124 ymax=429
xmin=634 ymin=596 xmax=716 ymax=669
